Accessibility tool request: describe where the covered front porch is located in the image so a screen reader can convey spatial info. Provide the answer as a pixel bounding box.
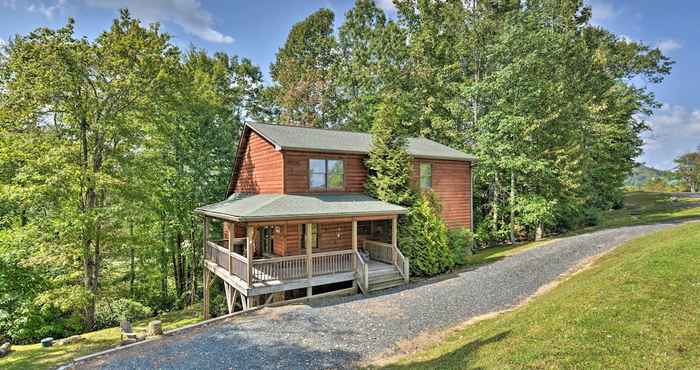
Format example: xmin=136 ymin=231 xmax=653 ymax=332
xmin=195 ymin=193 xmax=409 ymax=318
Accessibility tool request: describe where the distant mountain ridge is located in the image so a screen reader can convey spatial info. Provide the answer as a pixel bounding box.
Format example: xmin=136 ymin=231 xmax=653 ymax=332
xmin=625 ymin=164 xmax=673 ymax=188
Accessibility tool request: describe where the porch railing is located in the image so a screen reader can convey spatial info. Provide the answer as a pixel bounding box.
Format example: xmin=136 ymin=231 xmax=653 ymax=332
xmin=251 ymin=255 xmax=307 ymax=282
xmin=364 ymin=240 xmax=410 ymax=282
xmin=206 ymin=240 xmax=366 ymax=285
xmin=205 ymin=240 xmax=249 ymax=282
xmin=312 ymin=250 xmax=353 ymax=276
xmin=355 ymin=250 xmax=369 ymax=294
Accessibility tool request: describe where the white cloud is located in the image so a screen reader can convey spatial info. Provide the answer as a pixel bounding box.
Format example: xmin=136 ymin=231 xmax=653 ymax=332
xmin=2 ymin=0 xmax=17 ymax=9
xmin=27 ymin=0 xmax=66 ymax=19
xmin=657 ymin=39 xmax=682 ymax=54
xmin=587 ymin=1 xmax=620 ymax=26
xmin=640 ymin=104 xmax=700 ymax=169
xmin=86 ymin=0 xmax=234 ymax=44
xmin=374 ymin=0 xmax=396 ymax=12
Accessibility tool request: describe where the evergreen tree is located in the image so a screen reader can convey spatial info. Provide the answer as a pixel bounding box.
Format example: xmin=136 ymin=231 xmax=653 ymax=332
xmin=365 ymin=93 xmax=415 ymax=206
xmin=399 ymin=192 xmax=453 ymax=276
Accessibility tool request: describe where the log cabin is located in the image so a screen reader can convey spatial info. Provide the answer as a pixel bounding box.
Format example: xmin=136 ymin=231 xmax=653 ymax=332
xmin=195 ymin=122 xmax=476 ymax=317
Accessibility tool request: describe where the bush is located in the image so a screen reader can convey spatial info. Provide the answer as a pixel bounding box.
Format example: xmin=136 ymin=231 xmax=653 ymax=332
xmin=399 ymin=192 xmax=453 ymax=276
xmin=95 ymin=298 xmax=153 ymax=329
xmin=448 ymin=227 xmax=474 ymax=266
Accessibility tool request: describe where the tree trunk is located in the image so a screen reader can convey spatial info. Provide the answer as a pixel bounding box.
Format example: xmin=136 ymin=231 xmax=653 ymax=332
xmin=129 ymin=223 xmax=135 ymax=298
xmin=492 ymin=172 xmax=500 ymax=243
xmin=159 ymin=221 xmax=168 ymax=306
xmin=509 ymin=172 xmax=516 ymax=244
xmin=190 ymin=225 xmax=197 ymax=305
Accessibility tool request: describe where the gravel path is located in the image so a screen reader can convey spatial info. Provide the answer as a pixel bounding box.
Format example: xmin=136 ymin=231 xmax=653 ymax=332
xmin=77 ymin=222 xmax=676 ymax=370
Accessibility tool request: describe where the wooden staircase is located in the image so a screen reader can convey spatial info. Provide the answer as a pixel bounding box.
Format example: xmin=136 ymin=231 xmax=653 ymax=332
xmin=355 ymin=241 xmax=409 ymax=294
xmin=368 ymin=264 xmax=404 ymax=292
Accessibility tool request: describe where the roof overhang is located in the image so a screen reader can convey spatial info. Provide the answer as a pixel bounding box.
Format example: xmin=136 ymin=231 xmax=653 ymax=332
xmin=195 ymin=193 xmax=407 ymax=223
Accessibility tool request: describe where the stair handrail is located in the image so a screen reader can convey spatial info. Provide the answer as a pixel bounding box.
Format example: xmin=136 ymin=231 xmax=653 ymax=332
xmin=392 ymin=245 xmax=410 ymax=282
xmin=354 ymin=250 xmax=369 ymax=295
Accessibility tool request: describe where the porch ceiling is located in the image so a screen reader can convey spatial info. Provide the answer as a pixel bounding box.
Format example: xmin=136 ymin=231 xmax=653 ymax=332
xmin=195 ymin=193 xmax=407 ymax=222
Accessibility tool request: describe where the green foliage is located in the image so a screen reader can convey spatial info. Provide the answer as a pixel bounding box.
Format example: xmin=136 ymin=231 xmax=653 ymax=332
xmin=514 ymin=195 xmax=557 ymax=238
xmin=447 ymin=228 xmax=474 ymax=266
xmin=0 ymin=11 xmax=261 ymax=343
xmin=399 ymin=192 xmax=453 ymax=276
xmin=95 ymin=299 xmax=153 ymax=330
xmin=674 ymin=151 xmax=700 ymax=192
xmin=365 ymin=93 xmax=415 ymax=206
xmin=267 ymin=8 xmax=338 ymax=127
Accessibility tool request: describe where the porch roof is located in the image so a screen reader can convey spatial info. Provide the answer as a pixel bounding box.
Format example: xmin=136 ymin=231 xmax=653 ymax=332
xmin=195 ymin=193 xmax=407 ymax=222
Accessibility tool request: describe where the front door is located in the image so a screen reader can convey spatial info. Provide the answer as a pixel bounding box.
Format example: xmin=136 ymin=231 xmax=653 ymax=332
xmin=260 ymin=226 xmax=274 ymax=256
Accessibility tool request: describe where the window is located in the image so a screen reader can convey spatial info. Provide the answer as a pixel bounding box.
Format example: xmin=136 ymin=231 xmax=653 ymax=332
xmin=357 ymin=221 xmax=371 ymax=235
xmin=309 ymin=159 xmax=344 ymax=190
xmin=300 ymin=224 xmax=318 ymax=250
xmin=419 ymin=162 xmax=432 ymax=189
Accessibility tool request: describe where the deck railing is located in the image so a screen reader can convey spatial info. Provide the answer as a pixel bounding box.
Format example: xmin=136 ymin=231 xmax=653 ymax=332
xmin=206 ymin=240 xmax=375 ymax=286
xmin=354 ymin=251 xmax=369 ymax=294
xmin=251 ymin=255 xmax=307 ymax=282
xmin=205 ymin=240 xmax=249 ymax=282
xmin=364 ymin=240 xmax=410 ymax=282
xmin=312 ymin=250 xmax=353 ymax=276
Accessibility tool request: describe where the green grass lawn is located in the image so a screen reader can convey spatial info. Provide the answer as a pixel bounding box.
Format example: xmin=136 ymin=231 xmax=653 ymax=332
xmin=379 ymin=221 xmax=700 ymax=369
xmin=0 ymin=305 xmax=204 ymax=370
xmin=461 ymin=192 xmax=700 ymax=267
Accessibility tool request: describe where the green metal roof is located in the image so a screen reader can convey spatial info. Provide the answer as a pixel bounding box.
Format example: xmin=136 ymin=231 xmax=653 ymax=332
xmin=248 ymin=122 xmax=477 ymax=162
xmin=195 ymin=193 xmax=407 ymax=222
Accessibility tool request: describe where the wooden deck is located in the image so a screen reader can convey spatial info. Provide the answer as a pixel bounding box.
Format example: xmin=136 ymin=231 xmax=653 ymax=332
xmin=204 ymin=240 xmax=407 ymax=297
xmin=202 ymin=223 xmax=409 ymax=315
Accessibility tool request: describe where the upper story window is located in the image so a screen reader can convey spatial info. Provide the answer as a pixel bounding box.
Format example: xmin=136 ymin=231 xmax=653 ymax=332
xmin=309 ymin=159 xmax=344 ymax=190
xmin=419 ymin=162 xmax=432 ymax=189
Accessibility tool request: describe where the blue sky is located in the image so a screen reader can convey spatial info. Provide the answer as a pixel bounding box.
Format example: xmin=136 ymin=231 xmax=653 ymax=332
xmin=0 ymin=0 xmax=696 ymax=170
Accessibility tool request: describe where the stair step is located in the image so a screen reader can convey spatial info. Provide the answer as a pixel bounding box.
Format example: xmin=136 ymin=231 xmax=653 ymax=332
xmin=368 ymin=279 xmax=404 ymax=292
xmin=369 ymin=272 xmax=403 ymax=284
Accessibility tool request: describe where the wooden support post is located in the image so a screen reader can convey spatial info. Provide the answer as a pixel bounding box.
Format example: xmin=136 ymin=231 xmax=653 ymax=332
xmin=202 ymin=216 xmax=210 ymax=320
xmin=246 ymin=225 xmax=254 ymax=286
xmin=305 ymin=223 xmax=313 ymax=297
xmin=392 ymin=215 xmax=398 ymax=248
xmin=203 ymin=268 xmax=210 ymax=319
xmin=224 ymin=283 xmax=233 ymax=314
xmin=228 ymin=222 xmax=234 ymax=274
xmin=351 ymin=219 xmax=358 ymax=290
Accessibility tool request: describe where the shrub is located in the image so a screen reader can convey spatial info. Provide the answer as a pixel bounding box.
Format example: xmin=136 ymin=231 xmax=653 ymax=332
xmin=95 ymin=298 xmax=153 ymax=329
xmin=399 ymin=192 xmax=453 ymax=276
xmin=447 ymin=227 xmax=474 ymax=266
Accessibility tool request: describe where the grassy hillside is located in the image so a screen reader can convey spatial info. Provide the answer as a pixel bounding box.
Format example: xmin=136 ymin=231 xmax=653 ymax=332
xmin=0 ymin=305 xmax=204 ymax=370
xmin=461 ymin=192 xmax=700 ymax=267
xmin=380 ymin=221 xmax=700 ymax=369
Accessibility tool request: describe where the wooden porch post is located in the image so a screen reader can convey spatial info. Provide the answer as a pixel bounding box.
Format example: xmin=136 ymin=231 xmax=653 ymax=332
xmin=392 ymin=215 xmax=398 ymax=248
xmin=352 ymin=219 xmax=358 ymax=290
xmin=228 ymin=222 xmax=234 ymax=274
xmin=202 ymin=216 xmax=210 ymax=319
xmin=305 ymin=223 xmax=313 ymax=297
xmin=246 ymin=225 xmax=254 ymax=286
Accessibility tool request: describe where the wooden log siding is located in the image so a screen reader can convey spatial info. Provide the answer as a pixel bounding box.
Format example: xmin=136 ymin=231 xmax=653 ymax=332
xmin=283 ymin=221 xmax=353 ymax=256
xmin=412 ymin=158 xmax=471 ymax=229
xmin=233 ymin=131 xmax=283 ymax=194
xmin=283 ymin=150 xmax=367 ymax=193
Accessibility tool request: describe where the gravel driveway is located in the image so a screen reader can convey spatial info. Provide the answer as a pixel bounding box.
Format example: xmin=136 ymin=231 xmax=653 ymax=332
xmin=76 ymin=222 xmax=676 ymax=370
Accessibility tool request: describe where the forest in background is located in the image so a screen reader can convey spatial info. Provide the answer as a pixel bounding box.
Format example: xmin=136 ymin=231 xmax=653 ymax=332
xmin=0 ymin=0 xmax=674 ymax=343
